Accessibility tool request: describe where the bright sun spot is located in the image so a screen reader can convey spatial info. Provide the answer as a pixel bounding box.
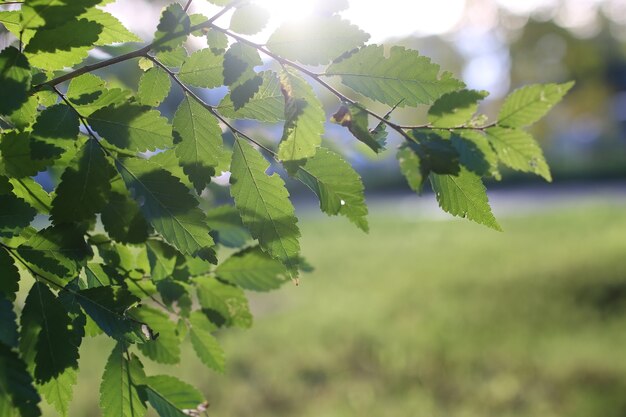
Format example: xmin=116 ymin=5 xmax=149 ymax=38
xmin=255 ymin=0 xmax=319 ymax=23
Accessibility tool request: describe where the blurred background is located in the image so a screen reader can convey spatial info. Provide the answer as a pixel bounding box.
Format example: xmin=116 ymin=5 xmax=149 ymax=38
xmin=3 ymin=0 xmax=626 ymax=416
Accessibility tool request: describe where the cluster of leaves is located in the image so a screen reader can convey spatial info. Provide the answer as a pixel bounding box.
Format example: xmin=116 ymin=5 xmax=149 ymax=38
xmin=0 ymin=0 xmax=572 ymax=416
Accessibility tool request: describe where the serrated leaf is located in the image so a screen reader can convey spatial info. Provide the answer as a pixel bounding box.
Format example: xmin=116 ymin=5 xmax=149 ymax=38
xmin=205 ymin=205 xmax=251 ymax=248
xmin=410 ymin=130 xmax=460 ymax=176
xmin=230 ymin=138 xmax=301 ymax=272
xmin=101 ymin=180 xmax=150 ymax=245
xmin=223 ymin=42 xmax=263 ymax=110
xmin=144 ymin=375 xmax=205 ymax=417
xmin=100 ymin=343 xmax=147 ymax=417
xmin=17 ymin=225 xmax=92 ymax=283
xmin=19 ymin=283 xmax=79 ymax=383
xmin=74 ymin=286 xmax=147 ymax=343
xmin=138 ymin=67 xmax=171 ymax=107
xmin=67 ymin=74 xmax=131 ymax=116
xmin=146 ymin=240 xmax=177 ymax=282
xmin=130 ymin=306 xmax=180 ymax=364
xmin=331 ymin=103 xmax=383 ymax=153
xmin=278 ymin=69 xmax=325 ymax=163
xmin=218 ymin=71 xmax=285 ymax=123
xmin=89 ymin=104 xmax=172 ymax=152
xmin=293 ymin=148 xmax=369 ymax=231
xmin=153 ymin=3 xmax=190 ymax=52
xmin=79 ymin=7 xmax=142 ymax=46
xmin=430 ymin=168 xmax=501 ymax=231
xmin=0 ymin=189 xmax=37 ymax=238
xmin=0 ymin=248 xmax=20 ymax=300
xmin=397 ymin=144 xmax=424 ymax=193
xmin=230 ymin=4 xmax=270 ymax=35
xmin=268 ymin=15 xmax=369 ymax=65
xmin=451 ymin=130 xmax=499 ymax=178
xmin=206 ymin=28 xmax=228 ymax=52
xmin=0 ymin=131 xmax=53 ymax=178
xmin=155 ymin=46 xmax=188 ymax=69
xmin=8 ymin=95 xmax=38 ymax=130
xmin=8 ymin=177 xmax=52 ymax=214
xmin=0 ymin=47 xmax=31 ymax=116
xmin=485 ymin=126 xmax=551 ymax=181
xmin=327 ymin=45 xmax=464 ymax=107
xmin=0 ymin=344 xmax=41 ymax=417
xmin=196 ymin=276 xmax=252 ymax=329
xmin=498 ymin=82 xmax=574 ymax=128
xmin=116 ymin=158 xmax=215 ymax=256
xmin=428 ymin=90 xmax=488 ymax=127
xmin=173 ymin=96 xmax=224 ymax=193
xmin=24 ymin=19 xmax=102 ymax=71
xmin=50 ymin=139 xmax=115 ymax=225
xmin=217 ymin=246 xmax=288 ymax=291
xmin=188 ymin=311 xmax=225 ymax=373
xmin=20 ymin=0 xmax=99 ymax=29
xmin=38 ymin=368 xmax=77 ymax=417
xmin=0 ymin=295 xmax=18 ymax=347
xmin=178 ymin=49 xmax=224 ymax=88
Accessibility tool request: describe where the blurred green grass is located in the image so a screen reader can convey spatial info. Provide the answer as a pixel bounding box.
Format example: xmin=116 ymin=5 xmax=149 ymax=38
xmin=61 ymin=200 xmax=626 ymax=417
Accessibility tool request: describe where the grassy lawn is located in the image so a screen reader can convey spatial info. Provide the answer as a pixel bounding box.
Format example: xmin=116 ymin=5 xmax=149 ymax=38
xmin=62 ymin=200 xmax=626 ymax=417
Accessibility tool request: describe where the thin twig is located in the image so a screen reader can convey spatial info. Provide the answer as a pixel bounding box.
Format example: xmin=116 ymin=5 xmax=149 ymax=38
xmin=147 ymin=55 xmax=278 ymax=157
xmin=183 ymin=0 xmax=193 ymax=12
xmin=35 ymin=0 xmax=243 ymax=90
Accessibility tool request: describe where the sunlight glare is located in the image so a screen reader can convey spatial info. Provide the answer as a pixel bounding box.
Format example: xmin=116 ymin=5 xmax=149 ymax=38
xmin=255 ymin=0 xmax=319 ymax=24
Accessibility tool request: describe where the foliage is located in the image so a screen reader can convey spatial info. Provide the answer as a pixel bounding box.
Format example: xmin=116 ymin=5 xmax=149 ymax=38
xmin=0 ymin=1 xmax=572 ymax=416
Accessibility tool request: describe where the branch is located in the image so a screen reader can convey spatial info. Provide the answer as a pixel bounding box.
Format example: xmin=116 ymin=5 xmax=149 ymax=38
xmin=147 ymin=55 xmax=278 ymax=157
xmin=35 ymin=0 xmax=243 ymax=90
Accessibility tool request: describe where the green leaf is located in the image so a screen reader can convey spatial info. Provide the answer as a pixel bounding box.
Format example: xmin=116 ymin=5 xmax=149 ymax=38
xmin=327 ymin=45 xmax=464 ymax=107
xmin=331 ymin=103 xmax=383 ymax=153
xmin=188 ymin=311 xmax=225 ymax=373
xmin=155 ymin=46 xmax=188 ymax=69
xmin=67 ymin=74 xmax=131 ymax=116
xmin=146 ymin=240 xmax=177 ymax=282
xmin=0 ymin=344 xmax=41 ymax=417
xmin=20 ymin=0 xmax=99 ymax=29
xmin=19 ymin=283 xmax=79 ymax=383
xmin=173 ymin=95 xmax=224 ymax=193
xmin=74 ymin=286 xmax=147 ymax=343
xmin=79 ymin=7 xmax=142 ymax=46
xmin=0 ymin=248 xmax=19 ymax=301
xmin=0 ymin=188 xmax=37 ymax=238
xmin=223 ymin=43 xmax=263 ymax=110
xmin=397 ymin=144 xmax=424 ymax=193
xmin=24 ymin=19 xmax=102 ymax=71
xmin=100 ymin=343 xmax=147 ymax=417
xmin=485 ymin=126 xmax=551 ymax=181
xmin=0 ymin=131 xmax=52 ymax=178
xmin=218 ymin=71 xmax=285 ymax=123
xmin=17 ymin=225 xmax=92 ymax=283
xmin=0 ymin=295 xmax=18 ymax=347
xmin=293 ymin=148 xmax=369 ymax=232
xmin=101 ymin=179 xmax=150 ymax=245
xmin=267 ymin=15 xmax=369 ymax=65
xmin=428 ymin=90 xmax=488 ymax=128
xmin=230 ymin=138 xmax=301 ymax=273
xmin=50 ymin=139 xmax=115 ymax=225
xmin=8 ymin=95 xmax=38 ymax=130
xmin=144 ymin=375 xmax=205 ymax=417
xmin=450 ymin=130 xmax=499 ymax=178
xmin=230 ymin=4 xmax=270 ymax=35
xmin=130 ymin=306 xmax=180 ymax=365
xmin=0 ymin=47 xmax=31 ymax=116
xmin=30 ymin=104 xmax=80 ymax=163
xmin=430 ymin=168 xmax=501 ymax=231
xmin=138 ymin=67 xmax=171 ymax=107
xmin=278 ymin=69 xmax=325 ymax=163
xmin=38 ymin=369 xmax=77 ymax=417
xmin=216 ymin=246 xmax=288 ymax=291
xmin=178 ymin=49 xmax=224 ymax=89
xmin=116 ymin=158 xmax=215 ymax=257
xmin=153 ymin=3 xmax=190 ymax=52
xmin=498 ymin=82 xmax=574 ymax=128
xmin=196 ymin=276 xmax=252 ymax=329
xmin=205 ymin=205 xmax=251 ymax=248
xmin=8 ymin=178 xmax=52 ymax=214
xmin=206 ymin=28 xmax=228 ymax=53
xmin=89 ymin=104 xmax=172 ymax=152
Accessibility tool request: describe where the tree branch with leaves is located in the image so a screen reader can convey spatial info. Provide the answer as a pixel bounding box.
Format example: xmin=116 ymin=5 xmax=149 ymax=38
xmin=0 ymin=0 xmax=572 ymax=416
